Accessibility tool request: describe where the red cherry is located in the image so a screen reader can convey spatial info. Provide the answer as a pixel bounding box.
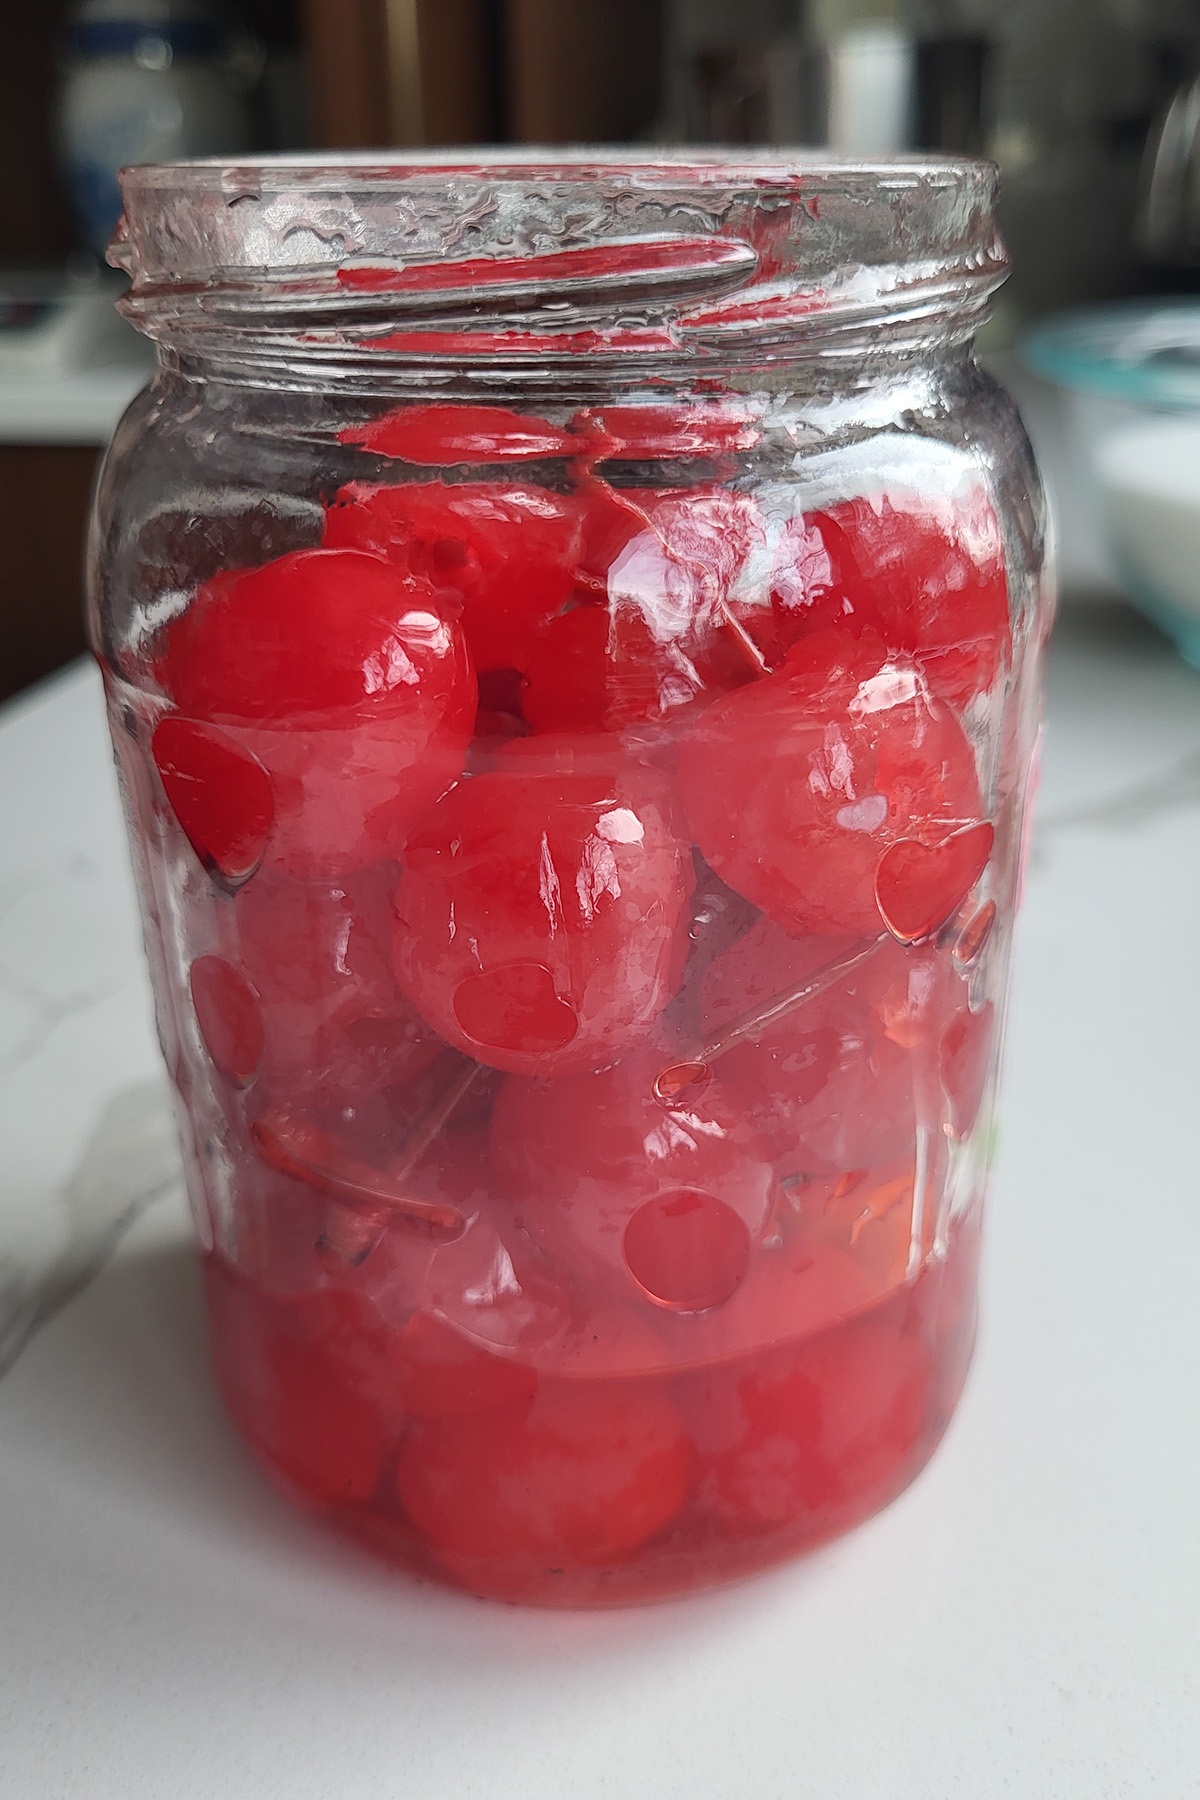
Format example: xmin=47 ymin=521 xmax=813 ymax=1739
xmin=508 ymin=1202 xmax=880 ymax=1382
xmin=668 ymin=485 xmax=1010 ymax=706
xmin=571 ymin=478 xmax=650 ymax=596
xmin=189 ymin=954 xmax=264 ymax=1086
xmin=618 ymin=487 xmax=767 ymax=630
xmin=161 ymin=548 xmax=455 ymax=719
xmin=344 ymin=1130 xmax=572 ymax=1360
xmin=794 ymin=1312 xmax=932 ymax=1500
xmin=205 ymin=1261 xmax=388 ymax=1504
xmin=697 ymin=922 xmax=977 ymax=1176
xmin=322 ymin=481 xmax=581 ymax=672
xmin=452 ymin=963 xmax=580 ymax=1056
xmin=214 ymin=862 xmax=443 ymax=1118
xmin=490 ymin=1047 xmax=777 ymax=1311
xmin=556 ymin=483 xmax=834 ymax=684
xmin=686 ymin=1306 xmax=931 ymax=1535
xmin=393 ymin=758 xmax=693 ymax=1075
xmin=622 ymin=1189 xmax=752 ymax=1311
xmin=703 ymin=919 xmax=987 ymax=1175
xmin=519 ymin=606 xmax=611 ymax=733
xmin=698 ymin=923 xmax=904 ymax=1175
xmin=157 ymin=549 xmax=475 ymax=879
xmin=225 ymin=1120 xmax=567 ymax=1375
xmin=152 ymin=717 xmax=274 ymax=886
xmin=677 ymin=630 xmax=984 ymax=938
xmin=395 ymin=1380 xmax=693 ymax=1561
xmin=790 ymin=492 xmax=1011 ymax=708
xmin=719 ymin=510 xmax=845 ymax=670
xmin=520 ymin=485 xmax=768 ymax=733
xmin=338 ymin=403 xmax=577 ymax=464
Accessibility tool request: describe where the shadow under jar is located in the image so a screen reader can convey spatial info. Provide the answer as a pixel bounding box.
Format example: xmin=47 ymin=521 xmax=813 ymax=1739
xmin=90 ymin=152 xmax=1051 ymax=1606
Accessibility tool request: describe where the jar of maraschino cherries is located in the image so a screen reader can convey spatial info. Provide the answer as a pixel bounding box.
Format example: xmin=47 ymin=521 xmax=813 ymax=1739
xmin=91 ymin=152 xmax=1050 ymax=1606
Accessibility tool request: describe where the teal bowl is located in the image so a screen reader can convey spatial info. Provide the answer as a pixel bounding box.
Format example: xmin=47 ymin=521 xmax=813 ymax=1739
xmin=1025 ymin=301 xmax=1200 ymax=670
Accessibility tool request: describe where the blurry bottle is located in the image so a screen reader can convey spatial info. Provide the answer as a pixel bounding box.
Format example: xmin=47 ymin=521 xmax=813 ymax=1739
xmin=913 ymin=0 xmax=987 ymax=155
xmin=977 ymin=0 xmax=1200 ymax=334
xmin=1135 ymin=63 xmax=1200 ymax=287
xmin=57 ymin=0 xmax=258 ymax=257
xmin=799 ymin=0 xmax=917 ymax=153
xmin=659 ymin=0 xmax=803 ymax=143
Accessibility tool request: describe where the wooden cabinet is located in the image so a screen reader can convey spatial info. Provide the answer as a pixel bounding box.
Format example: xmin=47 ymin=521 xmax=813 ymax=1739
xmin=299 ymin=0 xmax=663 ymax=148
xmin=504 ymin=0 xmax=663 ymax=143
xmin=0 ymin=447 xmax=99 ymax=704
xmin=300 ymin=0 xmax=501 ymax=146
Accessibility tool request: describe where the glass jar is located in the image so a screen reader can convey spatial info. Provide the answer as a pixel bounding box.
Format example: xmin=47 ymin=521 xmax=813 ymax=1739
xmin=91 ymin=152 xmax=1051 ymax=1607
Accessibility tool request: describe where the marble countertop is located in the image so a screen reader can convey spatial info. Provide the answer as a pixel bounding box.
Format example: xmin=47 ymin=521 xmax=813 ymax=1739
xmin=2 ymin=606 xmax=1198 ymax=1799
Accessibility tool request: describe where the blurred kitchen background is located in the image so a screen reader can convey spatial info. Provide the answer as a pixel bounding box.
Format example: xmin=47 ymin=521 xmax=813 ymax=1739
xmin=4 ymin=0 xmax=1200 ymax=702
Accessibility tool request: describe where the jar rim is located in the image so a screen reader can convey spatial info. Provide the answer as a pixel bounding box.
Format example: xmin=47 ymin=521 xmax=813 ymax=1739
xmin=117 ymin=146 xmax=996 ymax=186
xmin=111 ymin=150 xmax=1007 ymax=374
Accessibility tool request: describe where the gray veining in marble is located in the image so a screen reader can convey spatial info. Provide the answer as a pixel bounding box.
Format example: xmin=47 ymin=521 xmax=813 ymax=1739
xmin=0 ymin=1080 xmax=180 ymax=1379
xmin=1037 ymin=746 xmax=1200 ymax=839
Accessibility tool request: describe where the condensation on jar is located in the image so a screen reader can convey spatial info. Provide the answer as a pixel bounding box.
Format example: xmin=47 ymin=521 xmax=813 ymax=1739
xmin=89 ymin=153 xmax=1051 ymax=1607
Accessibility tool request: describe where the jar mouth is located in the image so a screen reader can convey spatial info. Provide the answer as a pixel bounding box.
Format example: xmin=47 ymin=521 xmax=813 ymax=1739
xmin=114 ymin=145 xmax=996 ymax=181
xmin=111 ymin=150 xmax=1008 ymax=372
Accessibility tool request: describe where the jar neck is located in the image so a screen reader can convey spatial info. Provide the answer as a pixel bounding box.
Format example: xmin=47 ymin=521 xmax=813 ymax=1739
xmin=150 ymin=344 xmax=984 ymax=476
xmin=156 ymin=316 xmax=988 ymax=407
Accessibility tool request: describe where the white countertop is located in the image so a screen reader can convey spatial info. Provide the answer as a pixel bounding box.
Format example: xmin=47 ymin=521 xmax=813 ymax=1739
xmin=2 ymin=607 xmax=1198 ymax=1799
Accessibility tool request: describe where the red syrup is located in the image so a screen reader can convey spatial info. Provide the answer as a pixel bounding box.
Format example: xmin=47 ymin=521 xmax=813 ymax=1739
xmin=202 ymin=1204 xmax=979 ymax=1605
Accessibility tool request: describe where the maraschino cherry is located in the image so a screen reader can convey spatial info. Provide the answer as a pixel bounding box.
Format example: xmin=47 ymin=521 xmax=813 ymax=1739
xmin=678 ymin=629 xmax=986 ymax=938
xmin=393 ymin=749 xmax=693 ymax=1075
xmin=491 ymin=1046 xmax=777 ymax=1313
xmin=395 ymin=1379 xmax=693 ymax=1562
xmin=155 ymin=548 xmax=475 ymax=881
xmin=323 ymin=481 xmax=581 ymax=674
xmin=195 ymin=861 xmax=443 ymax=1117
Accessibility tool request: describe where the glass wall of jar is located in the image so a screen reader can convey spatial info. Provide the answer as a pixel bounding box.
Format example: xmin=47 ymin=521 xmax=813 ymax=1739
xmin=89 ymin=153 xmax=1051 ymax=1606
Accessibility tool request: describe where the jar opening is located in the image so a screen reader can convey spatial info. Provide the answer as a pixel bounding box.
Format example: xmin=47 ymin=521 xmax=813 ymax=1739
xmin=112 ymin=150 xmax=1008 ymax=373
